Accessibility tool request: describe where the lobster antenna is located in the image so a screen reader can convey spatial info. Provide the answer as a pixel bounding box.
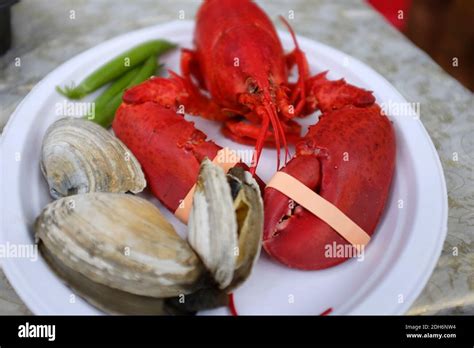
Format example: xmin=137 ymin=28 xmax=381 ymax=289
xmin=264 ymin=89 xmax=290 ymax=170
xmin=268 ymin=101 xmax=290 ymax=164
xmin=250 ymin=90 xmax=286 ymax=175
xmin=279 ymin=15 xmax=300 ymax=50
xmin=279 ymin=15 xmax=309 ymax=137
xmin=278 ymin=110 xmax=291 ymax=163
xmin=264 ymin=102 xmax=281 ymax=169
xmin=251 ymin=116 xmax=268 ymax=176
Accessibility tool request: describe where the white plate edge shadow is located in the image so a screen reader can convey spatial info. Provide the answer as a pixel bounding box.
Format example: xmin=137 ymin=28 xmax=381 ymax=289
xmin=0 ymin=20 xmax=448 ymax=315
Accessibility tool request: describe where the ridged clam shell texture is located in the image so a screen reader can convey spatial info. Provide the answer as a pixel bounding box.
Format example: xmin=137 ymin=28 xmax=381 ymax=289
xmin=35 ymin=193 xmax=205 ymax=298
xmin=40 ymin=117 xmax=146 ymax=198
xmin=188 ymin=159 xmax=263 ymax=292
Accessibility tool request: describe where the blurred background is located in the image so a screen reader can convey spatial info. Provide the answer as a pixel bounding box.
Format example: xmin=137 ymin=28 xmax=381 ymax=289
xmin=0 ymin=0 xmax=471 ymax=90
xmin=369 ymin=0 xmax=473 ymax=91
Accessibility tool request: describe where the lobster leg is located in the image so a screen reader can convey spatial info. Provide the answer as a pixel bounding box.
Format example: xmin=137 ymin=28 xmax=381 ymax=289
xmin=123 ymin=74 xmax=229 ymax=122
xmin=279 ymin=15 xmax=314 ymax=120
xmin=222 ymin=118 xmax=301 ymax=147
xmin=124 ymin=47 xmax=231 ymax=123
xmin=181 ymin=48 xmax=207 ymax=91
xmin=305 ymin=72 xmax=376 ymax=113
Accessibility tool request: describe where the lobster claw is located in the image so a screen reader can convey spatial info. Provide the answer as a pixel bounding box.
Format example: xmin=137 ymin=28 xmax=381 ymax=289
xmin=113 ymin=102 xmax=220 ymax=212
xmin=263 ymin=104 xmax=396 ymax=270
xmin=263 ymin=154 xmax=329 ymax=269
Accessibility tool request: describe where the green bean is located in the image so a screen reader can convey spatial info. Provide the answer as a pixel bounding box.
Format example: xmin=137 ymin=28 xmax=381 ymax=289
xmin=94 ymin=65 xmax=140 ymax=109
xmin=57 ymin=40 xmax=175 ymax=99
xmin=84 ymin=65 xmax=140 ymax=123
xmin=91 ymin=55 xmax=159 ymax=128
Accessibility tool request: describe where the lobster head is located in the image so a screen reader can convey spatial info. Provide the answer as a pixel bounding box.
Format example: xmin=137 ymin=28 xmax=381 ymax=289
xmin=195 ymin=0 xmax=300 ymax=171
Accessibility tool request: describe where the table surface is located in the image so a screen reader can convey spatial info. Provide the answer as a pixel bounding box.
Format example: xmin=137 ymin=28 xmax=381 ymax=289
xmin=0 ymin=0 xmax=472 ymax=315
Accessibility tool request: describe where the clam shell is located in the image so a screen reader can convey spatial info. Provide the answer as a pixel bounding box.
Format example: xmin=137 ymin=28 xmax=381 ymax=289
xmin=40 ymin=243 xmax=227 ymax=315
xmin=188 ymin=159 xmax=237 ymax=289
xmin=35 ymin=193 xmax=204 ymax=299
xmin=41 ymin=117 xmax=146 ymax=199
xmin=226 ymin=167 xmax=263 ymax=291
xmin=188 ymin=159 xmax=263 ymax=291
xmin=40 ymin=242 xmax=182 ymax=315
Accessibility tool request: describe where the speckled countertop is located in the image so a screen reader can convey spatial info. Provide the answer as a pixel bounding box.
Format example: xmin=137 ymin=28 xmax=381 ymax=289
xmin=0 ymin=0 xmax=472 ymax=315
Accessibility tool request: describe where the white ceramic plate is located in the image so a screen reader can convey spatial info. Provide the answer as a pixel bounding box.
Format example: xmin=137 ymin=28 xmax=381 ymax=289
xmin=0 ymin=21 xmax=447 ymax=315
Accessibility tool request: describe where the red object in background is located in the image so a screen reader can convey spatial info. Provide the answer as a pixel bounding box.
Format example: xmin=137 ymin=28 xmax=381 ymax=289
xmin=367 ymin=0 xmax=412 ymax=31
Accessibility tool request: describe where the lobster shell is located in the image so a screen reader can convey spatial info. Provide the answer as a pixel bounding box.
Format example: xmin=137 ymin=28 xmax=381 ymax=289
xmin=263 ymin=104 xmax=396 ymax=270
xmin=113 ymin=102 xmax=219 ymax=212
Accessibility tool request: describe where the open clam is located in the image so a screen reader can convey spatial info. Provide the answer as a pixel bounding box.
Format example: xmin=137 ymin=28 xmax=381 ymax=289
xmin=188 ymin=158 xmax=263 ymax=291
xmin=40 ymin=117 xmax=146 ymax=199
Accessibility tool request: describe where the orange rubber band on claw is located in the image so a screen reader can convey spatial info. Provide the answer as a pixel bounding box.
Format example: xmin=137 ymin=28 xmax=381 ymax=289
xmin=174 ymin=147 xmax=241 ymax=224
xmin=266 ymin=172 xmax=371 ymax=249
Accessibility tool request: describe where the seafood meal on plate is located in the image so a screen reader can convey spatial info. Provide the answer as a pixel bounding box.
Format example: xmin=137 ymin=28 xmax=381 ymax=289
xmin=36 ymin=0 xmax=395 ymax=315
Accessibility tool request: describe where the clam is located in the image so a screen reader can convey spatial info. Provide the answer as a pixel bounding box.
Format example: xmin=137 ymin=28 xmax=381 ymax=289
xmin=40 ymin=243 xmax=227 ymax=315
xmin=39 ymin=242 xmax=199 ymax=315
xmin=188 ymin=159 xmax=263 ymax=291
xmin=35 ymin=160 xmax=263 ymax=315
xmin=35 ymin=193 xmax=205 ymax=299
xmin=40 ymin=117 xmax=146 ymax=199
xmin=226 ymin=166 xmax=264 ymax=290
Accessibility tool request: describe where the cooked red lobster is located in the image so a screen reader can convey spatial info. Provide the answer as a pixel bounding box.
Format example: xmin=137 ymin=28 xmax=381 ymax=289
xmin=113 ymin=0 xmax=395 ymax=271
